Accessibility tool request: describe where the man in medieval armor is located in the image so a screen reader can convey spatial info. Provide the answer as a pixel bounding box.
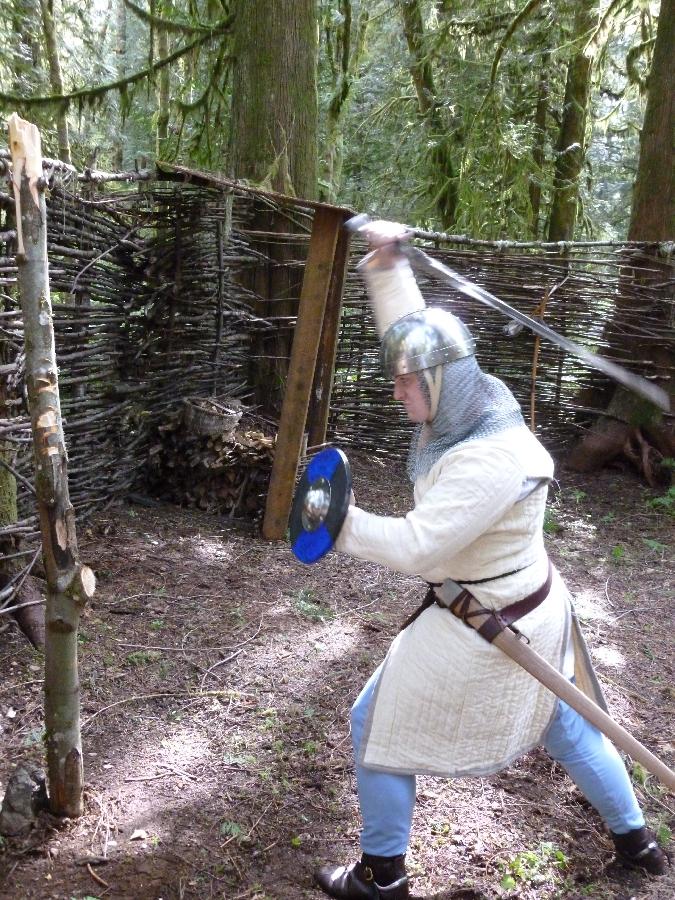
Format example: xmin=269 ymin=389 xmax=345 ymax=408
xmin=314 ymin=221 xmax=668 ymax=900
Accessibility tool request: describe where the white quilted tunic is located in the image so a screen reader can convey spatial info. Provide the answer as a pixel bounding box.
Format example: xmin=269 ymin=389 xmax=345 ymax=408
xmin=335 ymin=426 xmax=574 ymax=776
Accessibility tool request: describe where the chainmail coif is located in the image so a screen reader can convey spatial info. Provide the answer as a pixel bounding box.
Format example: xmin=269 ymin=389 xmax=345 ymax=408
xmin=407 ymin=354 xmax=526 ymax=482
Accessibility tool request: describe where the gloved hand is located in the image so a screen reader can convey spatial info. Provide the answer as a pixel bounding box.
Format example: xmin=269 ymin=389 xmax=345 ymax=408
xmin=346 ymin=216 xmax=413 ymax=268
xmin=355 ymin=218 xmax=413 ymax=247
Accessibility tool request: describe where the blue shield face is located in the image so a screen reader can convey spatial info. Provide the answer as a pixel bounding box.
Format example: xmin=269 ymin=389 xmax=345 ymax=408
xmin=289 ymin=447 xmax=352 ymax=564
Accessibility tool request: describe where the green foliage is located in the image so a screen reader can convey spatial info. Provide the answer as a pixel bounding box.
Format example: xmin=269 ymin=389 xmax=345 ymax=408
xmin=646 ymin=485 xmax=675 ymax=517
xmin=125 ymin=649 xmax=163 ymax=667
xmin=0 ymin=0 xmax=663 ymax=238
xmin=631 ymin=761 xmax=648 ymax=786
xmin=499 ymin=841 xmax=568 ymax=890
xmin=543 ymin=507 xmax=561 ymax=535
xmin=610 ymin=543 xmax=625 ymax=563
xmin=220 ymin=820 xmax=245 ymax=840
xmin=291 ymin=589 xmax=335 ymax=622
xmin=642 ymin=537 xmax=667 ymax=553
xmin=656 ymin=822 xmax=672 ymax=846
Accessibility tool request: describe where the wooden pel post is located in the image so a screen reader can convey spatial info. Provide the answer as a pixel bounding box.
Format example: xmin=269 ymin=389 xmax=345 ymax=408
xmin=262 ymin=207 xmax=344 ymax=540
xmin=8 ymin=114 xmax=95 ymax=817
xmin=307 ymin=220 xmax=351 ymax=449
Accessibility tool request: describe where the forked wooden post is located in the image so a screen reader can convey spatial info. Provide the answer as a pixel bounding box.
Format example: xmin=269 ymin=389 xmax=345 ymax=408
xmin=262 ymin=207 xmax=348 ymax=540
xmin=9 ymin=114 xmax=95 ymax=817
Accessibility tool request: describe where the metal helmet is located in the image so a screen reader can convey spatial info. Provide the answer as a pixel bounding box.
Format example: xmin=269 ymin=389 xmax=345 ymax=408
xmin=380 ymin=308 xmax=476 ymax=379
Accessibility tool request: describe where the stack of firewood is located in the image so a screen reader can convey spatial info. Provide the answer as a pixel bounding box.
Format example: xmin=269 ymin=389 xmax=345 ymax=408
xmin=147 ymin=405 xmax=276 ymax=518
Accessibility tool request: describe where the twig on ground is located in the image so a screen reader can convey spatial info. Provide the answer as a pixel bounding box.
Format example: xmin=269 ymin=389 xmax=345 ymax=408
xmin=199 ymin=619 xmax=263 ymax=690
xmin=198 ymin=648 xmax=244 ymax=690
xmin=611 ymin=607 xmax=657 ymax=623
xmin=87 ymin=862 xmax=110 ymax=889
xmin=82 ymin=689 xmax=249 ymax=729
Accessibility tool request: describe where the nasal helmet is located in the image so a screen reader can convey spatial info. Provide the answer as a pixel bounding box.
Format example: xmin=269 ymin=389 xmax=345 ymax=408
xmin=380 ymin=307 xmax=476 ymax=379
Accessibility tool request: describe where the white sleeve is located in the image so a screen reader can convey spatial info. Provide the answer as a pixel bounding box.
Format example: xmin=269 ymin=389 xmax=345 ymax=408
xmin=335 ymin=445 xmax=525 ymax=575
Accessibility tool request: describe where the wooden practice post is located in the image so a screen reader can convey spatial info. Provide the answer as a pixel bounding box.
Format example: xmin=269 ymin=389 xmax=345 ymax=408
xmin=307 ymin=222 xmax=351 ymax=449
xmin=9 ymin=114 xmax=95 ymax=817
xmin=262 ymin=207 xmax=349 ymax=540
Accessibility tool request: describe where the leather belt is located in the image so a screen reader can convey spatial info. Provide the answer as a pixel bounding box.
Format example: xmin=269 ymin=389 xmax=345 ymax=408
xmin=437 ymin=560 xmax=553 ymax=644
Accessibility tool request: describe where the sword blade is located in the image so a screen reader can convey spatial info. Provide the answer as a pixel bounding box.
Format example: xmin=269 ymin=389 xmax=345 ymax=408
xmin=404 ymin=245 xmax=671 ymax=413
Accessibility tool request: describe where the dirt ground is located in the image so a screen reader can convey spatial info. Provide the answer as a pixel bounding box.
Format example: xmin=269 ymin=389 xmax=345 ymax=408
xmin=0 ymin=453 xmax=673 ymax=900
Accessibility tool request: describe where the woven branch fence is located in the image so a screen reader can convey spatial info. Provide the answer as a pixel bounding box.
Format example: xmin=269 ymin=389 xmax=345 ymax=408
xmin=332 ymin=239 xmax=674 ymax=459
xmin=0 ymin=161 xmax=673 ymax=552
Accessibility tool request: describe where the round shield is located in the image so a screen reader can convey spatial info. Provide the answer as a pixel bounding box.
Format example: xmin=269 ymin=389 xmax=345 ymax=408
xmin=289 ymin=447 xmax=352 ymax=564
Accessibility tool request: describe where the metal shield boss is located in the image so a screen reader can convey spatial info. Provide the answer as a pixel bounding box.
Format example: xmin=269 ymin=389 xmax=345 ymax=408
xmin=290 ymin=447 xmax=352 ymax=564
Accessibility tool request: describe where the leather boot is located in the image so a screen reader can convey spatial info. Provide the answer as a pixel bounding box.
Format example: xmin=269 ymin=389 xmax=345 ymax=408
xmin=611 ymin=827 xmax=670 ymax=875
xmin=315 ymin=853 xmax=409 ymax=899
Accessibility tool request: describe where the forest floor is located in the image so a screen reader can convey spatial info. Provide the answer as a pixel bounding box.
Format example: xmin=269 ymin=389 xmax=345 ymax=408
xmin=0 ymin=453 xmax=673 ymax=900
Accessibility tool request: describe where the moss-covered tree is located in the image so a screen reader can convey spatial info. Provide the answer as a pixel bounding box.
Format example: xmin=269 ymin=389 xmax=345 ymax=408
xmin=547 ymin=0 xmax=599 ymax=240
xmin=229 ymin=0 xmax=319 ymax=411
xmin=568 ymin=0 xmax=674 ymax=479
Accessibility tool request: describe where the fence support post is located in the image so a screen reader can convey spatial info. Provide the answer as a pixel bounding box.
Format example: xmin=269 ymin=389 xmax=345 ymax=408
xmin=262 ymin=207 xmax=348 ymax=540
xmin=307 ymin=223 xmax=351 ymax=449
xmin=9 ymin=114 xmax=95 ymax=817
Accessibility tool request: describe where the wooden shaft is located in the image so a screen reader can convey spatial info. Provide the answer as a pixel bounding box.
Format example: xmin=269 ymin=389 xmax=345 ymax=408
xmin=307 ymin=222 xmax=351 ymax=448
xmin=495 ymin=628 xmax=675 ymax=792
xmin=262 ymin=207 xmax=343 ymax=540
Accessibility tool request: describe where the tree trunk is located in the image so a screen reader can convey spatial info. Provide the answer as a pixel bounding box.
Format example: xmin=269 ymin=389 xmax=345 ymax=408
xmin=38 ymin=0 xmax=72 ymax=165
xmin=567 ymin=0 xmax=674 ymax=479
xmin=9 ymin=115 xmax=95 ymax=817
xmin=547 ymin=0 xmax=597 ymax=241
xmin=529 ymin=51 xmax=549 ymax=239
xmin=230 ymin=0 xmax=318 ymax=200
xmin=156 ymin=11 xmax=170 ymax=160
xmin=399 ymin=0 xmax=460 ymax=229
xmin=12 ymin=0 xmax=43 ymax=94
xmin=627 ymin=0 xmax=674 ymax=242
xmin=320 ymin=1 xmax=370 ymax=202
xmin=113 ymin=0 xmax=127 ymax=170
xmin=229 ymin=0 xmax=319 ymax=412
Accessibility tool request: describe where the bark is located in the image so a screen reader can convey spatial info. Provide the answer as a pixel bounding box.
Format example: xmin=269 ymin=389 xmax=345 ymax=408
xmin=156 ymin=9 xmax=171 ymax=159
xmin=547 ymin=0 xmax=597 ymax=241
xmin=230 ymin=0 xmax=318 ymax=200
xmin=9 ymin=115 xmax=95 ymax=817
xmin=12 ymin=0 xmax=42 ymax=93
xmin=113 ymin=0 xmax=127 ymax=170
xmin=529 ymin=51 xmax=549 ymax=239
xmin=38 ymin=0 xmax=72 ymax=165
xmin=229 ymin=0 xmax=319 ymax=411
xmin=320 ymin=0 xmax=370 ymax=202
xmin=567 ymin=0 xmax=674 ymax=478
xmin=399 ymin=0 xmax=460 ymax=229
xmin=627 ymin=0 xmax=674 ymax=243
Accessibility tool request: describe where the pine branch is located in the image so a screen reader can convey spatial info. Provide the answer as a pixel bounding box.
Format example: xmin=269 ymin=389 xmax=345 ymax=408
xmin=0 ymin=21 xmax=232 ymax=109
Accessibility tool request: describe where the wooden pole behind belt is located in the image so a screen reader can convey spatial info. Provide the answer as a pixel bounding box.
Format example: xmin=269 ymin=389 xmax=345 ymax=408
xmin=495 ymin=627 xmax=675 ymax=792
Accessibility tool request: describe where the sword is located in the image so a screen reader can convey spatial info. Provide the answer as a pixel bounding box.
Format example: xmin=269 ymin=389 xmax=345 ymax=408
xmin=403 ymin=244 xmax=670 ymax=413
xmin=436 ymin=586 xmax=675 ymax=792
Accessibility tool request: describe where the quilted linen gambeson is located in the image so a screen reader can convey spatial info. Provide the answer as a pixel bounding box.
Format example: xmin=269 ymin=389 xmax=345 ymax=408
xmin=335 ymin=426 xmax=578 ymax=776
